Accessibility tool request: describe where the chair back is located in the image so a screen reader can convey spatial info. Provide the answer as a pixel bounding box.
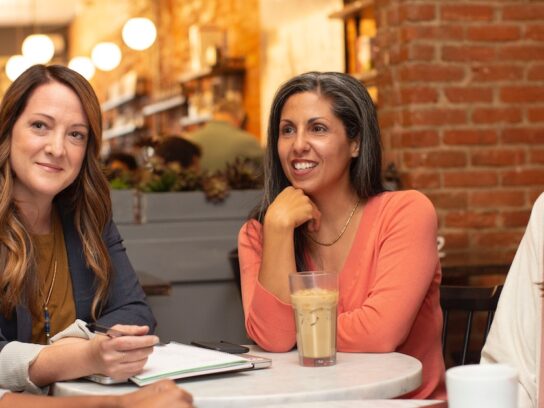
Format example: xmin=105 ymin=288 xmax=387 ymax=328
xmin=228 ymin=248 xmax=241 ymax=295
xmin=440 ymin=284 xmax=503 ymax=366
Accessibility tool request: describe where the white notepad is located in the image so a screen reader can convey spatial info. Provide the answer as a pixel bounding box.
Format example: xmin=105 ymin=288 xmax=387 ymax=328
xmin=130 ymin=342 xmax=253 ymax=386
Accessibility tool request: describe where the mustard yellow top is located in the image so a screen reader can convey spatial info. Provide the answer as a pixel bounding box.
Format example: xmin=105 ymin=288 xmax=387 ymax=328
xmin=31 ymin=210 xmax=76 ymax=344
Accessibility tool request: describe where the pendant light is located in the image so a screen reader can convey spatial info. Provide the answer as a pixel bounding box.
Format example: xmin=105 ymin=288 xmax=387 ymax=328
xmin=68 ymin=56 xmax=96 ymax=80
xmin=22 ymin=34 xmax=55 ymax=64
xmin=91 ymin=42 xmax=122 ymax=71
xmin=5 ymin=55 xmax=33 ymax=82
xmin=122 ymin=17 xmax=157 ymax=51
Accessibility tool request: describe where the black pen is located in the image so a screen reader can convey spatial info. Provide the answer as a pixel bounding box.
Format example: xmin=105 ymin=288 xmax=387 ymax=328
xmin=86 ymin=323 xmax=167 ymax=346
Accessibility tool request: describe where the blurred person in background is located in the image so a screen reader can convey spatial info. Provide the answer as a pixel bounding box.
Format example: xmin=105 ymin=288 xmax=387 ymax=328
xmin=188 ymin=99 xmax=263 ymax=172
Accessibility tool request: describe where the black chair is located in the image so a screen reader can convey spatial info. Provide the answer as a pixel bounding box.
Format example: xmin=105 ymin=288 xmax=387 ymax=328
xmin=440 ymin=284 xmax=503 ymax=366
xmin=228 ymin=248 xmax=241 ymax=296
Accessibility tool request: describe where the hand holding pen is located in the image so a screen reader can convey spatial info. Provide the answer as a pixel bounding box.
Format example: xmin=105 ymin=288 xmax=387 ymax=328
xmin=86 ymin=323 xmax=159 ymax=380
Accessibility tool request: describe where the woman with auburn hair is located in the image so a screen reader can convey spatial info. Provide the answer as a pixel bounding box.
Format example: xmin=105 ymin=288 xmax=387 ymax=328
xmin=238 ymin=71 xmax=445 ymax=399
xmin=0 ymin=65 xmax=156 ymax=393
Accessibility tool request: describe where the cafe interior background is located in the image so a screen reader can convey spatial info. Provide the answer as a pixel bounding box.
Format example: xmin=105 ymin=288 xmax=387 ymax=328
xmin=0 ymin=0 xmax=543 ymax=366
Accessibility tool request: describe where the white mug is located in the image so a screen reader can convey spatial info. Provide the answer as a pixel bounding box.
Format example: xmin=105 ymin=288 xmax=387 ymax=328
xmin=446 ymin=364 xmax=518 ymax=408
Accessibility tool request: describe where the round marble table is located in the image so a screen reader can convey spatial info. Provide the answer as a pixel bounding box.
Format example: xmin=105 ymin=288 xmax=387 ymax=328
xmin=261 ymin=401 xmax=445 ymax=408
xmin=53 ymin=346 xmax=422 ymax=408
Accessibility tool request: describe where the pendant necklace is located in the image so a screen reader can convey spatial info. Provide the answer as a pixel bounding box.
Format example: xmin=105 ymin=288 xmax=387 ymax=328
xmin=43 ymin=260 xmax=57 ymax=345
xmin=308 ymin=199 xmax=360 ymax=247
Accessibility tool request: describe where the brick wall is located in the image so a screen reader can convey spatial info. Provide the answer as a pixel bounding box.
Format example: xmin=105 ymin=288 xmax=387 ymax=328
xmin=376 ymin=0 xmax=544 ymax=260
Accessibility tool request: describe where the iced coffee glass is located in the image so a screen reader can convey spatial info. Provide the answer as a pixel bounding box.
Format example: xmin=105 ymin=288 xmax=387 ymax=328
xmin=289 ymin=271 xmax=339 ymax=367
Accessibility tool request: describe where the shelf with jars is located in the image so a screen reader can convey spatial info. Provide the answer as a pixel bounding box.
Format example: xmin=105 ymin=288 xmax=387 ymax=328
xmin=176 ymin=58 xmax=245 ymax=130
xmin=101 ymin=70 xmax=149 ymax=144
xmin=330 ymin=0 xmax=378 ymax=101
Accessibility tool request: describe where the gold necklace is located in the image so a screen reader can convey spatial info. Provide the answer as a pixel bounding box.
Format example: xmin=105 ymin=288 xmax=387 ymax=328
xmin=308 ymin=199 xmax=360 ymax=247
xmin=43 ymin=260 xmax=57 ymax=345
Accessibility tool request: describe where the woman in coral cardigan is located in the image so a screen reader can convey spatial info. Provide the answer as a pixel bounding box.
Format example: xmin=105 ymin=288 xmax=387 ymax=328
xmin=238 ymin=72 xmax=445 ymax=399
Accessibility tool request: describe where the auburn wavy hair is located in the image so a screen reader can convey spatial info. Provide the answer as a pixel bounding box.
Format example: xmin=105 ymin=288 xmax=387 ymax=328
xmin=0 ymin=64 xmax=112 ymax=320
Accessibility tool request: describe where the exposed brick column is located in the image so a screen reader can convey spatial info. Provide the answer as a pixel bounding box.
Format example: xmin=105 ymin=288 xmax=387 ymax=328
xmin=375 ymin=0 xmax=544 ymax=258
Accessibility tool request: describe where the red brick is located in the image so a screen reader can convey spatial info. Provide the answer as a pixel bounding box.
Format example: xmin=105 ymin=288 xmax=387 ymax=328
xmin=529 ymin=108 xmax=544 ymax=123
xmin=444 ymin=171 xmax=498 ymax=187
xmin=443 ymin=129 xmax=498 ymax=145
xmin=399 ymin=130 xmax=440 ymax=148
xmin=441 ymin=4 xmax=493 ymax=21
xmin=501 ymin=210 xmax=531 ymax=228
xmin=400 ymin=25 xmax=464 ymax=42
xmin=473 ymin=231 xmax=525 ymax=249
xmin=426 ymin=191 xmax=468 ymax=209
xmin=404 ymin=150 xmax=467 ymax=168
xmin=497 ymin=46 xmax=544 ymax=61
xmin=403 ymin=172 xmax=441 ymax=189
xmin=526 ymin=25 xmax=544 ymax=41
xmin=399 ymin=3 xmax=436 ymax=22
xmin=390 ymin=45 xmax=410 ymax=64
xmin=529 ymin=190 xmax=544 ymax=204
xmin=472 ymin=108 xmax=522 ymax=124
xmin=442 ymin=46 xmax=496 ymax=62
xmin=503 ymin=5 xmax=544 ymax=21
xmin=528 ymin=65 xmax=544 ymax=81
xmin=398 ymin=64 xmax=465 ymax=82
xmin=467 ymin=25 xmax=521 ymax=42
xmin=440 ymin=232 xmax=469 ymax=250
xmin=444 ymin=87 xmax=493 ymax=103
xmin=502 ymin=169 xmax=544 ymax=186
xmin=472 ymin=65 xmax=524 ymax=81
xmin=409 ymin=44 xmax=435 ymax=61
xmin=501 ymin=127 xmax=544 ymax=144
xmin=471 ymin=149 xmax=526 ymax=167
xmin=530 ymin=149 xmax=544 ymax=164
xmin=469 ymin=191 xmax=526 ymax=207
xmin=403 ymin=108 xmax=467 ymax=126
xmin=400 ymin=87 xmax=439 ymax=104
xmin=500 ymin=87 xmax=544 ymax=103
xmin=378 ymin=110 xmax=402 ymax=129
xmin=445 ymin=211 xmax=497 ymax=228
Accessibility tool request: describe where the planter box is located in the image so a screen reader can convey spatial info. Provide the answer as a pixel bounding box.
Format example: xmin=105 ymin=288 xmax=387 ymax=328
xmin=111 ymin=189 xmax=137 ymax=224
xmin=112 ymin=189 xmax=262 ymax=344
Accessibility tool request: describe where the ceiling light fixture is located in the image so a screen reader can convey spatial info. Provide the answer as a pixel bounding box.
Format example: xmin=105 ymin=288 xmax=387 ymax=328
xmin=122 ymin=17 xmax=157 ymax=51
xmin=91 ymin=42 xmax=122 ymax=71
xmin=22 ymin=34 xmax=55 ymax=64
xmin=5 ymin=55 xmax=33 ymax=82
xmin=68 ymin=56 xmax=96 ymax=80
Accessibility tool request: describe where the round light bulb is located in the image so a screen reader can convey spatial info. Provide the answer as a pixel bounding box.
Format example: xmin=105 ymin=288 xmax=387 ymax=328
xmin=5 ymin=55 xmax=33 ymax=82
xmin=22 ymin=34 xmax=55 ymax=64
xmin=122 ymin=17 xmax=157 ymax=51
xmin=68 ymin=56 xmax=96 ymax=80
xmin=91 ymin=42 xmax=122 ymax=71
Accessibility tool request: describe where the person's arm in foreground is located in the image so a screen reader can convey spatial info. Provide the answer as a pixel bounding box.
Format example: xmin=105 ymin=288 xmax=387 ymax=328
xmin=481 ymin=193 xmax=544 ymax=408
xmin=0 ymin=379 xmax=193 ymax=408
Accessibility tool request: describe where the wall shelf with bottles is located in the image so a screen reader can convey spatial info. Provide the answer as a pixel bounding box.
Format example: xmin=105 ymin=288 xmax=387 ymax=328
xmin=101 ymin=71 xmax=149 ymax=144
xmin=142 ymin=95 xmax=186 ymax=117
xmin=177 ymin=59 xmax=245 ymax=130
xmin=329 ymin=0 xmax=377 ymax=101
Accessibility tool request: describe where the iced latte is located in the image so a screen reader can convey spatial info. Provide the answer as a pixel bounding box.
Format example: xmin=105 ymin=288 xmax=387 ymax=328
xmin=290 ymin=287 xmax=339 ymax=366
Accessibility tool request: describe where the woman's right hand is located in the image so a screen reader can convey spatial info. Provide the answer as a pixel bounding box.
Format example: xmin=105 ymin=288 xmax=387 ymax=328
xmin=264 ymin=186 xmax=321 ymax=233
xmin=118 ymin=379 xmax=193 ymax=408
xmin=88 ymin=325 xmax=158 ymax=380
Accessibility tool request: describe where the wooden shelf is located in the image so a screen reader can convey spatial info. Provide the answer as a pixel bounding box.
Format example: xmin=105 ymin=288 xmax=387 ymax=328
xmin=179 ymin=114 xmax=212 ymax=128
xmin=329 ymin=0 xmax=374 ymax=19
xmin=103 ymin=123 xmax=144 ymax=140
xmin=101 ymin=93 xmax=138 ymax=112
xmin=142 ymin=95 xmax=185 ymax=116
xmin=177 ymin=64 xmax=245 ymax=84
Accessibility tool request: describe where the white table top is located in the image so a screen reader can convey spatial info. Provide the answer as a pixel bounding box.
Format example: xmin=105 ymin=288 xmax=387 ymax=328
xmin=261 ymin=401 xmax=444 ymax=408
xmin=53 ymin=346 xmax=422 ymax=408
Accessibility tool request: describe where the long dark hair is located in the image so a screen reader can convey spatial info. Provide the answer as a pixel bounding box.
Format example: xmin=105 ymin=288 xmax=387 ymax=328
xmin=250 ymin=71 xmax=384 ymax=271
xmin=0 ymin=64 xmax=112 ymax=319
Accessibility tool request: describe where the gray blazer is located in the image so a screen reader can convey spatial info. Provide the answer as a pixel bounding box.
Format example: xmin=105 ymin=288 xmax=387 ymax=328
xmin=0 ymin=210 xmax=156 ymax=350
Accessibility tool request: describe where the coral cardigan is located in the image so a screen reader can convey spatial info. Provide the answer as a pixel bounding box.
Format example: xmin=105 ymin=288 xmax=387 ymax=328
xmin=238 ymin=190 xmax=446 ymax=400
